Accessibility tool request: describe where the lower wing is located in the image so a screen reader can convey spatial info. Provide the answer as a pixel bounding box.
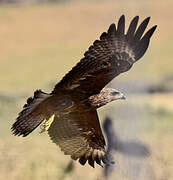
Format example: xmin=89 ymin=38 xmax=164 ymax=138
xmin=48 ymin=110 xmax=113 ymax=167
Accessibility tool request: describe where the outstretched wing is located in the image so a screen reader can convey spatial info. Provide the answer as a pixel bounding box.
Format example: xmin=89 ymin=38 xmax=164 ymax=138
xmin=52 ymin=15 xmax=157 ymax=100
xmin=48 ymin=110 xmax=111 ymax=167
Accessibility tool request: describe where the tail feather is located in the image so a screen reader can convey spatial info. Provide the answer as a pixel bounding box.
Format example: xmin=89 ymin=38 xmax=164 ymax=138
xmin=11 ymin=90 xmax=52 ymax=137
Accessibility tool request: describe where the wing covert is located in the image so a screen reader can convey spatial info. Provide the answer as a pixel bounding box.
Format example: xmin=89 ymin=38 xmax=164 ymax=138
xmin=48 ymin=110 xmax=111 ymax=167
xmin=52 ymin=15 xmax=157 ymax=100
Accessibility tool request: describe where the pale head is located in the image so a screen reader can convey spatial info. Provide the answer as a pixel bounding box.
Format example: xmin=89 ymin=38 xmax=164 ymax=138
xmin=88 ymin=88 xmax=126 ymax=109
xmin=100 ymin=88 xmax=126 ymax=101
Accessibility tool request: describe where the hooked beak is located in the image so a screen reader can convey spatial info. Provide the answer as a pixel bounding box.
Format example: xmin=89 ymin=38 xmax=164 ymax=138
xmin=120 ymin=93 xmax=126 ymax=100
xmin=116 ymin=92 xmax=126 ymax=100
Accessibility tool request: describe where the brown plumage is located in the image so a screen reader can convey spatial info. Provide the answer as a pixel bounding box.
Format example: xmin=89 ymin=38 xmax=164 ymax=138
xmin=11 ymin=15 xmax=157 ymax=167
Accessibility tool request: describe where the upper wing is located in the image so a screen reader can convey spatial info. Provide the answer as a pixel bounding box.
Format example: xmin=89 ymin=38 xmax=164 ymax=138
xmin=52 ymin=15 xmax=157 ymax=100
xmin=48 ymin=110 xmax=111 ymax=167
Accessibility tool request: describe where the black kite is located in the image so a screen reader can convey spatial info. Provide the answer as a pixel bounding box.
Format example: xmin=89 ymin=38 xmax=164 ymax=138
xmin=11 ymin=15 xmax=157 ymax=167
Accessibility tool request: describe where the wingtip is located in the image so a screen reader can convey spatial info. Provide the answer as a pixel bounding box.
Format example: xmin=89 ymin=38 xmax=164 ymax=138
xmin=153 ymin=25 xmax=157 ymax=30
xmin=133 ymin=15 xmax=139 ymax=23
xmin=134 ymin=16 xmax=152 ymax=40
xmin=142 ymin=16 xmax=151 ymax=27
xmin=100 ymin=32 xmax=107 ymax=40
xmin=142 ymin=24 xmax=157 ymax=40
xmin=108 ymin=23 xmax=116 ymax=34
xmin=117 ymin=14 xmax=125 ymax=35
xmin=146 ymin=16 xmax=151 ymax=22
xmin=119 ymin=14 xmax=125 ymax=22
xmin=143 ymin=16 xmax=150 ymax=24
xmin=151 ymin=25 xmax=157 ymax=33
xmin=149 ymin=25 xmax=157 ymax=37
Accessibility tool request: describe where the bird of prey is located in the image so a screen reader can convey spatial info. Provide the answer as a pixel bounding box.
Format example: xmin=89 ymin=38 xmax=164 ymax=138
xmin=11 ymin=15 xmax=157 ymax=168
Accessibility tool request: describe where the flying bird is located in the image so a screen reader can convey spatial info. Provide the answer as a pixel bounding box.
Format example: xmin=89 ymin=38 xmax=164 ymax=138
xmin=11 ymin=15 xmax=157 ymax=168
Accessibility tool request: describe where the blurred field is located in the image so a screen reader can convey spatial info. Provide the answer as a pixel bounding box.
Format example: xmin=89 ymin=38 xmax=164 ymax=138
xmin=0 ymin=0 xmax=173 ymax=180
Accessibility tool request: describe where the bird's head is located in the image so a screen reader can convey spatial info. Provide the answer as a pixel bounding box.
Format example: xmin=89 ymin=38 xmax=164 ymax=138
xmin=89 ymin=88 xmax=126 ymax=109
xmin=101 ymin=88 xmax=126 ymax=102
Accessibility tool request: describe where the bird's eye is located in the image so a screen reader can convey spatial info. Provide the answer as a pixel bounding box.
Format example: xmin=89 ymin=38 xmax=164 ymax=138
xmin=111 ymin=92 xmax=120 ymax=95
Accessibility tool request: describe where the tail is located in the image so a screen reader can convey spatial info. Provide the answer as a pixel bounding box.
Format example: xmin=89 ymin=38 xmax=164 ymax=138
xmin=11 ymin=90 xmax=52 ymax=137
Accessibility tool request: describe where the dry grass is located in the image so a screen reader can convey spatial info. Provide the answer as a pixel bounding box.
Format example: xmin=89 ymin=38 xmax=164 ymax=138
xmin=1 ymin=94 xmax=173 ymax=180
xmin=0 ymin=1 xmax=173 ymax=180
xmin=0 ymin=0 xmax=172 ymax=92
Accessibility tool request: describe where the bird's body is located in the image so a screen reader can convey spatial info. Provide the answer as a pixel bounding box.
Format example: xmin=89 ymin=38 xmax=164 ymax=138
xmin=11 ymin=15 xmax=157 ymax=167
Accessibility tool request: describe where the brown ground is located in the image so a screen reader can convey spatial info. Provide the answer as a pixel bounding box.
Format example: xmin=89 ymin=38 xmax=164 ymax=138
xmin=0 ymin=1 xmax=173 ymax=179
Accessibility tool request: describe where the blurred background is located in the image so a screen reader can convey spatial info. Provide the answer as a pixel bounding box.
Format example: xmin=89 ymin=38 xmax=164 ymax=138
xmin=0 ymin=0 xmax=173 ymax=179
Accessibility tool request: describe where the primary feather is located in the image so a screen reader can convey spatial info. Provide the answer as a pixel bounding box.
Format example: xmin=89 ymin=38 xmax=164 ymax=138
xmin=11 ymin=15 xmax=157 ymax=167
xmin=52 ymin=15 xmax=156 ymax=100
